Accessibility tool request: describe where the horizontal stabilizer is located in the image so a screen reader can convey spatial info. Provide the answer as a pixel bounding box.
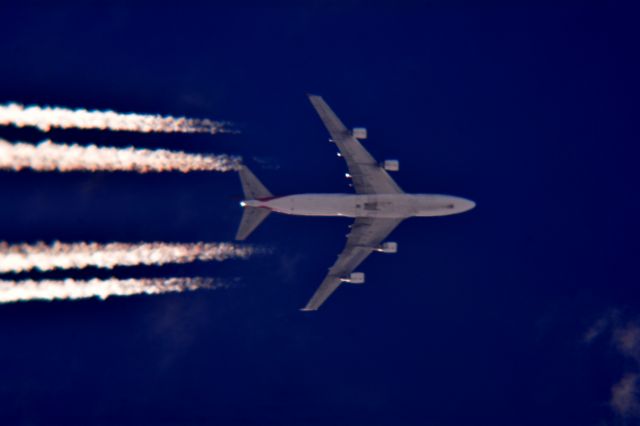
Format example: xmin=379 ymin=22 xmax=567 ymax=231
xmin=235 ymin=207 xmax=270 ymax=241
xmin=239 ymin=165 xmax=272 ymax=200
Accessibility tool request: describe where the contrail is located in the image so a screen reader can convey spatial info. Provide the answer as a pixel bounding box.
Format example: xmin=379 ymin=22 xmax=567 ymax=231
xmin=0 ymin=139 xmax=241 ymax=172
xmin=0 ymin=277 xmax=220 ymax=303
xmin=0 ymin=241 xmax=256 ymax=273
xmin=0 ymin=103 xmax=231 ymax=134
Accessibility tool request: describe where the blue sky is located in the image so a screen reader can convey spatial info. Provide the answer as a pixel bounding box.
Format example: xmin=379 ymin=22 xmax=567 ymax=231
xmin=0 ymin=2 xmax=639 ymax=425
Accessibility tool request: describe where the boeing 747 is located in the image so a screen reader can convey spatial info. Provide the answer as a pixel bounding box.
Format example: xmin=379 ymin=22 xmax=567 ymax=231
xmin=236 ymin=95 xmax=475 ymax=311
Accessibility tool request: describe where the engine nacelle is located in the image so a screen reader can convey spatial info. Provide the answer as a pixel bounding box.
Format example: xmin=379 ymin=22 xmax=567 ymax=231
xmin=377 ymin=241 xmax=398 ymax=253
xmin=352 ymin=127 xmax=367 ymax=139
xmin=382 ymin=159 xmax=399 ymax=172
xmin=341 ymin=272 xmax=365 ymax=284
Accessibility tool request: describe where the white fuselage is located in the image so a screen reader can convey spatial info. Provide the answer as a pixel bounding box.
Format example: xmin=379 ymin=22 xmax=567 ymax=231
xmin=244 ymin=193 xmax=475 ymax=218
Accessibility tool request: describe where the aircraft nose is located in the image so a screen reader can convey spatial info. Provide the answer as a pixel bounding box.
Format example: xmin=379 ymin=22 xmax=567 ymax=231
xmin=458 ymin=198 xmax=476 ymax=212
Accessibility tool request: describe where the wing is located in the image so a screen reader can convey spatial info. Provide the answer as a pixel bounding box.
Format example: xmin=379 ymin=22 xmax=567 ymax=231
xmin=308 ymin=95 xmax=403 ymax=195
xmin=301 ymin=217 xmax=404 ymax=311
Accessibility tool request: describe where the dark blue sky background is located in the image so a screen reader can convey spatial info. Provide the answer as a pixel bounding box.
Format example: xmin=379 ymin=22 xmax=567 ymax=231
xmin=0 ymin=2 xmax=639 ymax=425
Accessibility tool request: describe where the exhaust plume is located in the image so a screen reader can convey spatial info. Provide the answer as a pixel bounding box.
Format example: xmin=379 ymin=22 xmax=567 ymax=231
xmin=0 ymin=241 xmax=256 ymax=273
xmin=0 ymin=103 xmax=231 ymax=134
xmin=0 ymin=277 xmax=220 ymax=303
xmin=0 ymin=139 xmax=241 ymax=173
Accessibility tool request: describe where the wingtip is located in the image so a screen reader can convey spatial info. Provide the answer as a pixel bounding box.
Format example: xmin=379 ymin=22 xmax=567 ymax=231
xmin=300 ymin=307 xmax=317 ymax=312
xmin=306 ymin=93 xmax=321 ymax=99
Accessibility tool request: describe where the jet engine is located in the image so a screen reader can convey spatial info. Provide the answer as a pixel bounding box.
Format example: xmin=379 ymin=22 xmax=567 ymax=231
xmin=382 ymin=159 xmax=399 ymax=171
xmin=352 ymin=127 xmax=367 ymax=139
xmin=341 ymin=272 xmax=365 ymax=284
xmin=377 ymin=242 xmax=398 ymax=253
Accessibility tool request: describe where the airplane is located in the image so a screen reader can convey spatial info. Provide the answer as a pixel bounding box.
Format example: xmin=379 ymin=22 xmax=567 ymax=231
xmin=235 ymin=94 xmax=475 ymax=311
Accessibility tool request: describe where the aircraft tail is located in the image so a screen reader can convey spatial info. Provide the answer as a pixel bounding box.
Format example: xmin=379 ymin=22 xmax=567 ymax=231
xmin=235 ymin=207 xmax=271 ymax=241
xmin=238 ymin=165 xmax=272 ymax=200
xmin=235 ymin=166 xmax=273 ymax=241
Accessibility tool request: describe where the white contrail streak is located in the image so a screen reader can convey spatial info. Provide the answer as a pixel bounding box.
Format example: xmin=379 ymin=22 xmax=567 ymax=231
xmin=0 ymin=103 xmax=231 ymax=134
xmin=0 ymin=242 xmax=256 ymax=273
xmin=0 ymin=277 xmax=220 ymax=303
xmin=0 ymin=139 xmax=241 ymax=173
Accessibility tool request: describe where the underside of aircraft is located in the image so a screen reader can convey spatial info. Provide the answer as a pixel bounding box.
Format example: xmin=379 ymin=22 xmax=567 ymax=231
xmin=236 ymin=95 xmax=475 ymax=311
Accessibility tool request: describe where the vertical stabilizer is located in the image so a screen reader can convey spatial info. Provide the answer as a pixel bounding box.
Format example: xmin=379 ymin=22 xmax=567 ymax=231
xmin=235 ymin=165 xmax=273 ymax=241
